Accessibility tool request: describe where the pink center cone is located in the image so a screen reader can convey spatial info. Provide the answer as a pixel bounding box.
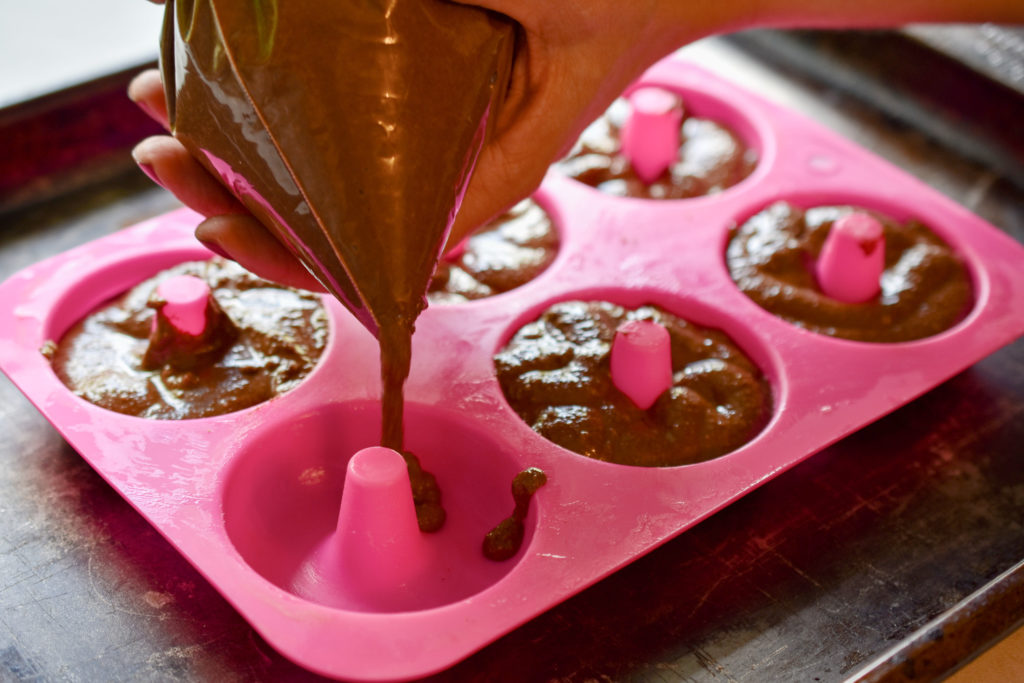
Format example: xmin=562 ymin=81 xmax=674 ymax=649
xmin=610 ymin=319 xmax=673 ymax=410
xmin=332 ymin=447 xmax=428 ymax=597
xmin=620 ymin=87 xmax=683 ymax=184
xmin=815 ymin=212 xmax=885 ymax=303
xmin=157 ymin=275 xmax=210 ymax=335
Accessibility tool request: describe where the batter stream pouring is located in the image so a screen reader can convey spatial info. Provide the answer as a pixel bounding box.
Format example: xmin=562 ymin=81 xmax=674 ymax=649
xmin=160 ymin=0 xmax=515 ymax=529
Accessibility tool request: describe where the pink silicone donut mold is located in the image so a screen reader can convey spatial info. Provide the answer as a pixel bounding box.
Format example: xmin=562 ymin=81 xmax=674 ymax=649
xmin=3 ymin=59 xmax=1024 ymax=681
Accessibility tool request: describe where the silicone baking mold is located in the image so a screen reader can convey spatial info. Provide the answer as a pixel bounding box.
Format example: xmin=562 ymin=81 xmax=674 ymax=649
xmin=3 ymin=58 xmax=1024 ymax=682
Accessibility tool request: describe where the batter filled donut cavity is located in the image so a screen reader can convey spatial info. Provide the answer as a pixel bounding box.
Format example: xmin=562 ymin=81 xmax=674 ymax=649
xmin=495 ymin=300 xmax=773 ymax=467
xmin=429 ymin=198 xmax=559 ymax=304
xmin=726 ymin=201 xmax=973 ymax=342
xmin=46 ymin=257 xmax=328 ymax=419
xmin=557 ymin=91 xmax=758 ymax=199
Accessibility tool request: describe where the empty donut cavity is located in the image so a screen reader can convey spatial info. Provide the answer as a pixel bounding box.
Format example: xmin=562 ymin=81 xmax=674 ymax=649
xmin=220 ymin=400 xmax=538 ymax=613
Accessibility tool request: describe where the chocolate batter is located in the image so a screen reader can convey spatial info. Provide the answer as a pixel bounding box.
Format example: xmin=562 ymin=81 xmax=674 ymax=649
xmin=48 ymin=258 xmax=327 ymax=420
xmin=495 ymin=301 xmax=772 ymax=467
xmin=161 ymin=1 xmax=515 ymax=530
xmin=428 ymin=199 xmax=558 ymax=304
xmin=483 ymin=467 xmax=547 ymax=561
xmin=403 ymin=450 xmax=446 ymax=533
xmin=557 ymin=97 xmax=757 ymax=199
xmin=726 ymin=202 xmax=973 ymax=342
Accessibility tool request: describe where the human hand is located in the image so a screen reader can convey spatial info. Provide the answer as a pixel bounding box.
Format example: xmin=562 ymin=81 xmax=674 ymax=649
xmin=134 ymin=0 xmax=326 ymax=290
xmin=128 ymin=1 xmax=746 ymax=292
xmin=129 ymin=68 xmax=326 ymax=291
xmin=132 ymin=0 xmax=1024 ymax=291
xmin=446 ymin=0 xmax=734 ymax=236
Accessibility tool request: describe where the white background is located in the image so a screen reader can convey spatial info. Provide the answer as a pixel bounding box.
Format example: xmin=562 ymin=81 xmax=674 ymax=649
xmin=0 ymin=0 xmax=165 ymax=108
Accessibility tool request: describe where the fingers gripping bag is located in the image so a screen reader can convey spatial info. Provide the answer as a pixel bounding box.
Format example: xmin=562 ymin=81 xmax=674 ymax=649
xmin=159 ymin=0 xmax=515 ymax=449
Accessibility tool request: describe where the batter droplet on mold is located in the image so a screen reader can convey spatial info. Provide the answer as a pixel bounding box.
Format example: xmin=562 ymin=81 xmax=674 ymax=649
xmin=483 ymin=467 xmax=547 ymax=561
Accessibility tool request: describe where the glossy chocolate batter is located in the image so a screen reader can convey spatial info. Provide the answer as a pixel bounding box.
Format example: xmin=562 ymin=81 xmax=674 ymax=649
xmin=428 ymin=199 xmax=558 ymax=304
xmin=161 ymin=0 xmax=515 ymax=530
xmin=495 ymin=301 xmax=772 ymax=467
xmin=483 ymin=467 xmax=547 ymax=561
xmin=557 ymin=97 xmax=757 ymax=199
xmin=48 ymin=259 xmax=327 ymax=420
xmin=726 ymin=202 xmax=973 ymax=342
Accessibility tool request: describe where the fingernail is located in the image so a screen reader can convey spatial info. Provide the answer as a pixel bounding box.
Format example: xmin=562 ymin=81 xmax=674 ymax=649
xmin=198 ymin=237 xmax=231 ymax=260
xmin=132 ymin=144 xmax=164 ymax=187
